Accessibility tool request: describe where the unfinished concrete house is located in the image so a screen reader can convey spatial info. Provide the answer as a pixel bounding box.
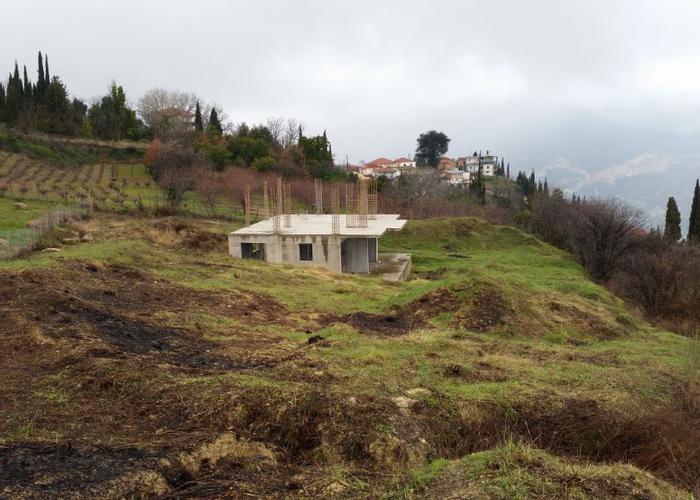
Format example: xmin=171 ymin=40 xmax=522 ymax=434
xmin=228 ymin=179 xmax=411 ymax=280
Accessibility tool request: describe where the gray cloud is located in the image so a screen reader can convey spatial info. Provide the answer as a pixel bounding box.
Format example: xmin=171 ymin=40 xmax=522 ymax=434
xmin=4 ymin=0 xmax=700 ymax=162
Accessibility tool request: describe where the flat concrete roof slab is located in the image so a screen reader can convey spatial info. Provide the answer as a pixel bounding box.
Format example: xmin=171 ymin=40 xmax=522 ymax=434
xmin=231 ymin=214 xmax=407 ymax=237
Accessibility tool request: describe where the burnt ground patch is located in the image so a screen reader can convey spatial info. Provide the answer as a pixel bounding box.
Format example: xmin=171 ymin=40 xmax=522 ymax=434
xmin=451 ymin=289 xmax=508 ymax=332
xmin=320 ymin=287 xmax=458 ymax=336
xmin=0 ymin=442 xmax=164 ymax=498
xmin=0 ymin=261 xmax=293 ymax=372
xmin=60 ymin=302 xmax=243 ymax=370
xmin=336 ymin=311 xmax=425 ymax=336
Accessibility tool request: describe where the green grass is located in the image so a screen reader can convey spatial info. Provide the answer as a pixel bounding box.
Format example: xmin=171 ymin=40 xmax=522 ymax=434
xmin=1 ymin=215 xmax=690 ymax=413
xmin=1 ymin=212 xmax=696 ymax=496
xmin=398 ymin=442 xmax=689 ymax=499
xmin=0 ymin=197 xmax=56 ymax=251
xmin=0 ymin=130 xmax=145 ymax=166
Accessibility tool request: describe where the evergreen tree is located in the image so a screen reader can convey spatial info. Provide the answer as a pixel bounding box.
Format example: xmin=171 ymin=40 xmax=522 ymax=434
xmin=13 ymin=62 xmax=23 ymax=102
xmin=688 ymin=179 xmax=700 ymax=243
xmin=207 ymin=108 xmax=222 ymax=135
xmin=45 ymin=55 xmax=50 ymax=84
xmin=543 ymin=178 xmax=549 ymax=196
xmin=36 ymin=51 xmax=45 ymax=99
xmin=663 ymin=196 xmax=682 ymax=242
xmin=88 ymin=82 xmax=140 ymax=140
xmin=0 ymin=82 xmax=5 ymax=121
xmin=506 ymin=162 xmax=510 ymax=179
xmin=193 ymin=100 xmax=203 ymax=132
xmin=23 ymin=65 xmax=32 ymax=102
xmin=5 ymin=70 xmax=21 ymax=124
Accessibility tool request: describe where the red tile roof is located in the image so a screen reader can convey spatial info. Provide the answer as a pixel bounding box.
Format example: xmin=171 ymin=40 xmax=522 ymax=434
xmin=366 ymin=157 xmax=394 ymax=167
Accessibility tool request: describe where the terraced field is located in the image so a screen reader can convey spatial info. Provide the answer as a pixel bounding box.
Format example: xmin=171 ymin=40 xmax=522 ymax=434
xmin=0 ymin=151 xmax=153 ymax=210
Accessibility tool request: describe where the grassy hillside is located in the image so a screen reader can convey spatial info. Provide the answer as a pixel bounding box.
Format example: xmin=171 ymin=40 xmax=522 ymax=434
xmin=0 ymin=214 xmax=697 ymax=497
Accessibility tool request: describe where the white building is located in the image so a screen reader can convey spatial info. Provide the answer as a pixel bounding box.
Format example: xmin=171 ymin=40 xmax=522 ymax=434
xmin=441 ymin=168 xmax=472 ymax=186
xmin=458 ymin=152 xmax=498 ymax=177
xmin=229 ymin=214 xmax=410 ymax=278
xmin=392 ymin=157 xmax=416 ymax=168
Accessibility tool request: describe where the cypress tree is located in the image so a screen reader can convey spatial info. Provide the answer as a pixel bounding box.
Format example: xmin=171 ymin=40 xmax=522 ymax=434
xmin=5 ymin=71 xmax=20 ymax=124
xmin=663 ymin=196 xmax=682 ymax=242
xmin=23 ymin=65 xmax=32 ymax=101
xmin=506 ymin=162 xmax=510 ymax=179
xmin=688 ymin=179 xmax=700 ymax=243
xmin=543 ymin=178 xmax=549 ymax=196
xmin=0 ymin=82 xmax=5 ymax=121
xmin=207 ymin=108 xmax=222 ymax=135
xmin=45 ymin=55 xmax=50 ymax=84
xmin=13 ymin=62 xmax=23 ymax=101
xmin=194 ymin=101 xmax=203 ymax=132
xmin=37 ymin=51 xmax=45 ymax=98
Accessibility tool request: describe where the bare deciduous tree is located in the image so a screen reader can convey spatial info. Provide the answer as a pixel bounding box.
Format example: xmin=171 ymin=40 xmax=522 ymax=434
xmin=194 ymin=168 xmax=220 ymax=214
xmin=137 ymin=88 xmax=197 ymax=140
xmin=266 ymin=117 xmax=285 ymax=145
xmin=282 ymin=118 xmax=301 ymax=148
xmin=569 ymin=199 xmax=646 ymax=280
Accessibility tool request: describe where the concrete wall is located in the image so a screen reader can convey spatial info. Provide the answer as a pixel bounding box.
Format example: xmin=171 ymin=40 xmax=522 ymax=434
xmin=341 ymin=238 xmax=370 ymax=274
xmin=229 ymin=233 xmax=342 ymax=273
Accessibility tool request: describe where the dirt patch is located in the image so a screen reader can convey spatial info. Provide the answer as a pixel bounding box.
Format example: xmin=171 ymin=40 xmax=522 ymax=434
xmin=146 ymin=218 xmax=228 ymax=252
xmin=413 ymin=268 xmax=448 ymax=281
xmin=402 ymin=287 xmax=460 ymax=321
xmin=0 ymin=261 xmax=290 ymax=371
xmin=442 ymin=361 xmax=509 ymax=382
xmin=451 ymin=289 xmax=508 ymax=332
xmin=337 ymin=311 xmax=425 ymax=336
xmin=321 ymin=286 xmax=508 ymax=336
xmin=0 ymin=443 xmax=166 ymax=498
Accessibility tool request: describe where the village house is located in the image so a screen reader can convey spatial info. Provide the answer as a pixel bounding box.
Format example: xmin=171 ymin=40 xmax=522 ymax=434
xmin=457 ymin=151 xmax=498 ymax=177
xmin=392 ymin=157 xmax=416 ymax=168
xmin=367 ymin=166 xmax=401 ymax=180
xmin=441 ymin=168 xmax=471 ymax=186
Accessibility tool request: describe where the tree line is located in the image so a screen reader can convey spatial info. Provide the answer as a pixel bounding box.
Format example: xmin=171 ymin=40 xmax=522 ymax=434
xmin=0 ymin=52 xmax=141 ymax=139
xmin=0 ymin=53 xmax=349 ymax=182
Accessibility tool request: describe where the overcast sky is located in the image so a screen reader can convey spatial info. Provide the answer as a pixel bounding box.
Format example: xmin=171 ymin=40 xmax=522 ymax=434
xmin=4 ymin=0 xmax=700 ymax=163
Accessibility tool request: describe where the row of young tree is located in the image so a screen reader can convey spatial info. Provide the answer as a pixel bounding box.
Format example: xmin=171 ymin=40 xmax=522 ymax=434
xmin=0 ymin=53 xmax=141 ymax=139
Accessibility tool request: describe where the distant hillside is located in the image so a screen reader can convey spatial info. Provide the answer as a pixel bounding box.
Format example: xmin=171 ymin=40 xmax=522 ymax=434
xmin=502 ymin=109 xmax=700 ymax=228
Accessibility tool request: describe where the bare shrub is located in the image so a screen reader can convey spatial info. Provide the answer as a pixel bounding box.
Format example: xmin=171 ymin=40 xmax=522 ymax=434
xmin=525 ymin=193 xmax=646 ymax=281
xmin=194 ymin=169 xmax=221 ymax=214
xmin=569 ymin=199 xmax=646 ymax=280
xmin=159 ymin=166 xmax=196 ymax=209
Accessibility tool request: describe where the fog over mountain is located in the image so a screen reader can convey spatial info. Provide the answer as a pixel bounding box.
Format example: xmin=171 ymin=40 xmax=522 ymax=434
xmin=3 ymin=0 xmax=700 ymax=224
